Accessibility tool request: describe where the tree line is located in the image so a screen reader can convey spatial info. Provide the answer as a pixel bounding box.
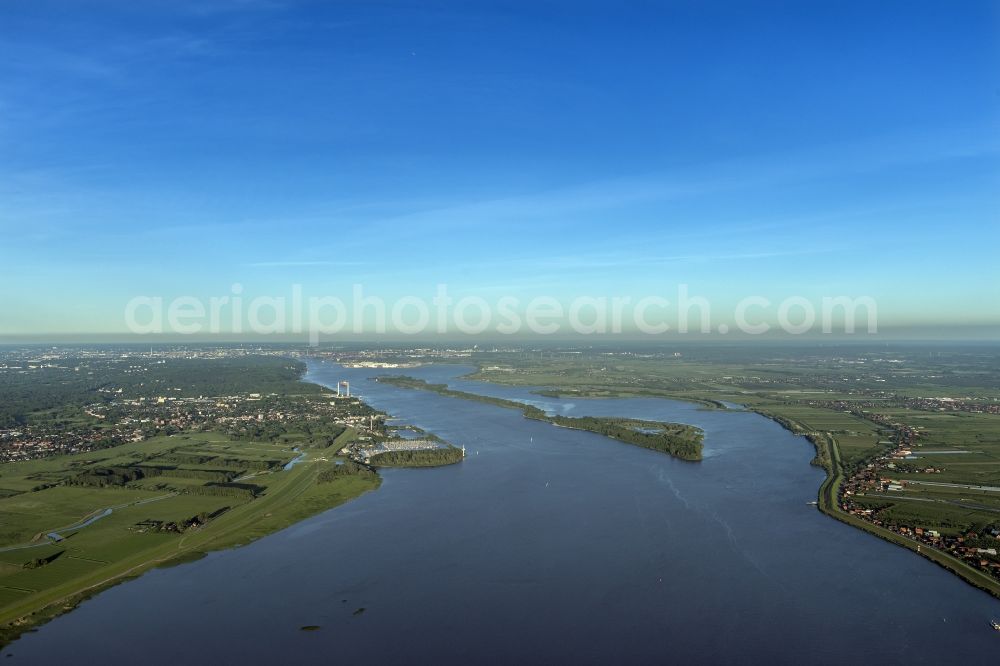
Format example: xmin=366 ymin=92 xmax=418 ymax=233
xmin=368 ymin=446 xmax=464 ymax=467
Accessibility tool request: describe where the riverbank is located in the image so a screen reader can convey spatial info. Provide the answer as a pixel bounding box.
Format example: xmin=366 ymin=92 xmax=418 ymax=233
xmin=0 ymin=357 xmax=391 ymax=647
xmin=1 ymin=363 xmax=478 ymax=646
xmin=715 ymin=404 xmax=1000 ymax=600
xmin=450 ymin=361 xmax=1000 ymax=600
xmin=778 ymin=420 xmax=1000 ymax=599
xmin=0 ymin=447 xmax=380 ymax=646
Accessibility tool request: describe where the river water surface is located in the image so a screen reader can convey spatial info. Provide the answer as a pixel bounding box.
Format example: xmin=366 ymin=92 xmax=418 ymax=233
xmin=5 ymin=362 xmax=999 ymax=663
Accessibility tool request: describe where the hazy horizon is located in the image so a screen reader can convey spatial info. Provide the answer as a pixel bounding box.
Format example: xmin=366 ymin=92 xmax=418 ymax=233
xmin=3 ymin=324 xmax=1000 ymax=346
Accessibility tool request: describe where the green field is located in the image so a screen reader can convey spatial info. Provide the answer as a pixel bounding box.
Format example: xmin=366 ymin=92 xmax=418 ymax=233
xmin=0 ymin=430 xmax=378 ymax=645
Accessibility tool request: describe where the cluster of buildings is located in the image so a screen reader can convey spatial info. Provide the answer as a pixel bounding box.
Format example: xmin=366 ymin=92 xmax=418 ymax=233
xmin=0 ymin=424 xmax=145 ymax=462
xmin=0 ymin=345 xmax=383 ymax=463
xmin=0 ymin=389 xmax=375 ymax=463
xmin=808 ymin=396 xmax=1000 ymax=416
xmin=838 ymin=438 xmax=1000 ymax=580
xmin=306 ymin=347 xmax=480 ymax=367
xmin=351 ymin=438 xmax=444 ymax=463
xmin=899 ymin=396 xmax=1000 ymax=415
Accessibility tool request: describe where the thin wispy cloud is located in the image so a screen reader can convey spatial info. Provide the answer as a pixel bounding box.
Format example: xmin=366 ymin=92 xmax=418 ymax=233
xmin=292 ymin=125 xmax=1000 ymax=250
xmin=243 ymin=260 xmax=367 ymax=268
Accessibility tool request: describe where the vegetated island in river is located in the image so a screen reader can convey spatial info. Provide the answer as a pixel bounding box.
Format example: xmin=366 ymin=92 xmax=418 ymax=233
xmin=376 ymin=376 xmax=704 ymax=462
xmin=368 ymin=446 xmax=465 ymax=467
xmin=341 ymin=424 xmax=465 ymax=468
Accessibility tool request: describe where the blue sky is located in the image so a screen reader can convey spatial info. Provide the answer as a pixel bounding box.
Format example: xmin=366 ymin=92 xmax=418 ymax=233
xmin=1 ymin=0 xmax=997 ymax=337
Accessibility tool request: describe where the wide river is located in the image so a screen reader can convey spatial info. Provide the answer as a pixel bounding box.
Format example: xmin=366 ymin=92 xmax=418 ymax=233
xmin=6 ymin=362 xmax=1000 ymax=663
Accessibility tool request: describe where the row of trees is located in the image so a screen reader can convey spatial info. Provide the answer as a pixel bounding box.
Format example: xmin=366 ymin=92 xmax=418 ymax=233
xmin=156 ymin=468 xmax=237 ymax=482
xmin=317 ymin=460 xmax=377 ymax=481
xmin=69 ymin=464 xmax=243 ymax=487
xmin=190 ymin=482 xmax=263 ymax=499
xmin=546 ymin=415 xmax=704 ymax=461
xmin=368 ymin=446 xmax=464 ymax=467
xmin=69 ymin=465 xmax=151 ymax=487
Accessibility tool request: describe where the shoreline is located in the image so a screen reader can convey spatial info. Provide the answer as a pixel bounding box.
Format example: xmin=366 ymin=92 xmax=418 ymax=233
xmin=0 ymin=369 xmax=385 ymax=648
xmin=453 ymin=367 xmax=1000 ymax=600
xmin=810 ymin=432 xmax=1000 ymax=600
xmin=0 ymin=469 xmax=381 ymax=647
xmin=754 ymin=408 xmax=1000 ymax=598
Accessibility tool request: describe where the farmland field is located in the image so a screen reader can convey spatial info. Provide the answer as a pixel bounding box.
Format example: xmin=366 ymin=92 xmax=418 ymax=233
xmin=0 ymin=429 xmax=378 ymax=644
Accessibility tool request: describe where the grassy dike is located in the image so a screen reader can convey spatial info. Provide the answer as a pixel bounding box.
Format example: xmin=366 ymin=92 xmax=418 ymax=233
xmin=0 ymin=457 xmax=379 ymax=646
xmin=762 ymin=414 xmax=1000 ymax=599
xmin=0 ymin=437 xmax=380 ymax=647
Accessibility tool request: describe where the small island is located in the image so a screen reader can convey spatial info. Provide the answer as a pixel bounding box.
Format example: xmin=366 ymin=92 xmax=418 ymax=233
xmin=368 ymin=446 xmax=465 ymax=467
xmin=542 ymin=415 xmax=703 ymax=461
xmin=339 ymin=423 xmax=465 ymax=468
xmin=376 ymin=376 xmax=704 ymax=461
